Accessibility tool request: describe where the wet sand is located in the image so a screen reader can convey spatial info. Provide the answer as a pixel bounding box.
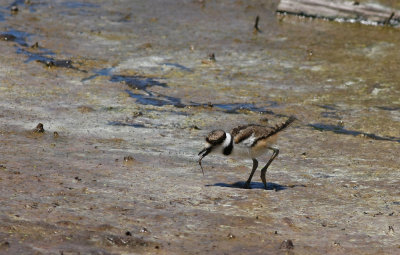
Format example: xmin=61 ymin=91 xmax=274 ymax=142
xmin=0 ymin=0 xmax=399 ymax=254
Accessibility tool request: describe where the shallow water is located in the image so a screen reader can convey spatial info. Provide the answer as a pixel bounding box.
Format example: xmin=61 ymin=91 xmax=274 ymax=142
xmin=0 ymin=0 xmax=399 ymax=254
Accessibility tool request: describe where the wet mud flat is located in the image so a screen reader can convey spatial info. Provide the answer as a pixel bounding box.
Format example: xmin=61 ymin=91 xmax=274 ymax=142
xmin=0 ymin=0 xmax=399 ymax=254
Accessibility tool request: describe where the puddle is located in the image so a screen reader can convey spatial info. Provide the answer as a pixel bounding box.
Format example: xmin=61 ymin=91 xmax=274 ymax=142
xmin=309 ymin=123 xmax=400 ymax=143
xmin=1 ymin=29 xmax=82 ymax=71
xmin=162 ymin=62 xmax=192 ymax=72
xmin=17 ymin=47 xmax=81 ymax=70
xmin=59 ymin=1 xmax=100 ymax=16
xmin=7 ymin=0 xmax=26 ymax=8
xmin=17 ymin=47 xmax=55 ymax=62
xmin=125 ymin=90 xmax=185 ymax=108
xmin=125 ymin=89 xmax=281 ymax=115
xmin=211 ymin=102 xmax=278 ymax=114
xmin=0 ymin=29 xmax=29 ymax=46
xmin=81 ymin=68 xmax=113 ymax=82
xmin=61 ymin=1 xmax=100 ymax=9
xmin=107 ymin=121 xmax=146 ymax=128
xmin=111 ymin=75 xmax=167 ymax=90
xmin=82 ymin=67 xmax=281 ymax=115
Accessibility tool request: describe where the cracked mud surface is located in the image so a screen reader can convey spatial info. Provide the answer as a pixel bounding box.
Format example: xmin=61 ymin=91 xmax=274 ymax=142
xmin=0 ymin=0 xmax=399 ymax=254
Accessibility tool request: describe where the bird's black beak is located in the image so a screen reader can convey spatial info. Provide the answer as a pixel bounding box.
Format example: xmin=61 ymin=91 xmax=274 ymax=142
xmin=198 ymin=147 xmax=212 ymax=175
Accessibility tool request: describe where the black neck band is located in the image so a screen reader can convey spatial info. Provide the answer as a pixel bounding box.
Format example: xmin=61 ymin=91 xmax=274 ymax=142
xmin=223 ymin=137 xmax=233 ymax=155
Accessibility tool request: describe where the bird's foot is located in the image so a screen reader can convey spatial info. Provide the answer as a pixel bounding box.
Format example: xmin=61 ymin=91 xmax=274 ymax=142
xmin=243 ymin=182 xmax=251 ymax=189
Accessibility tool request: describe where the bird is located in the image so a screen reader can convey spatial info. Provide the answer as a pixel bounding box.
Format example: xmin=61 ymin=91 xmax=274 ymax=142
xmin=198 ymin=116 xmax=296 ymax=189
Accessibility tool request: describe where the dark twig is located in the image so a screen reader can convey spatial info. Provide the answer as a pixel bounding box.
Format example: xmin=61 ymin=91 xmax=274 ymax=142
xmin=384 ymin=12 xmax=395 ymax=25
xmin=254 ymin=15 xmax=261 ymax=33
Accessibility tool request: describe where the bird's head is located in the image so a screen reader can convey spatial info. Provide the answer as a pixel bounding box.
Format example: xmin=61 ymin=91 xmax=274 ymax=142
xmin=198 ymin=130 xmax=233 ymax=174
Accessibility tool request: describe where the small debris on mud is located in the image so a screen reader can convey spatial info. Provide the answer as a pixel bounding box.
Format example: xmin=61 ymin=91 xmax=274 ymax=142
xmin=36 ymin=59 xmax=75 ymax=69
xmin=30 ymin=42 xmax=39 ymax=48
xmin=137 ymin=42 xmax=152 ymax=49
xmin=208 ymin=53 xmax=216 ymax=61
xmin=124 ymin=156 xmax=135 ymax=162
xmin=77 ymin=106 xmax=95 ymax=113
xmin=333 ymin=240 xmax=341 ymax=246
xmin=132 ymin=111 xmax=143 ymax=118
xmin=0 ymin=34 xmax=16 ymax=41
xmin=227 ymin=233 xmax=235 ymax=239
xmin=0 ymin=241 xmax=10 ymax=248
xmin=105 ymin=234 xmax=152 ymax=248
xmin=140 ymin=227 xmax=149 ymax=233
xmin=53 ymin=131 xmax=59 ymax=138
xmin=280 ymin=239 xmax=294 ymax=250
xmin=202 ymin=53 xmax=216 ymax=64
xmin=125 ymin=231 xmax=132 ymax=236
xmin=33 ymin=123 xmax=45 ymax=133
xmin=11 ymin=5 xmax=19 ymax=14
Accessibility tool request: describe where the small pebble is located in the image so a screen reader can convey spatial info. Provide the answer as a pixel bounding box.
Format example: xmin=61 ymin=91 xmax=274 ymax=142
xmin=140 ymin=227 xmax=149 ymax=233
xmin=124 ymin=156 xmax=135 ymax=162
xmin=33 ymin=123 xmax=45 ymax=133
xmin=227 ymin=233 xmax=235 ymax=239
xmin=280 ymin=239 xmax=294 ymax=250
xmin=11 ymin=5 xmax=18 ymax=13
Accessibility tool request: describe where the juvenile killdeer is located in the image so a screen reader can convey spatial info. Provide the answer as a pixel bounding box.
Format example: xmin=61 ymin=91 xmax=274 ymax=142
xmin=198 ymin=116 xmax=296 ymax=189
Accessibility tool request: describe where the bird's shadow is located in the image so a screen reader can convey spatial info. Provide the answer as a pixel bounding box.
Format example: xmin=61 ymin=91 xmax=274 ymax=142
xmin=207 ymin=181 xmax=297 ymax=191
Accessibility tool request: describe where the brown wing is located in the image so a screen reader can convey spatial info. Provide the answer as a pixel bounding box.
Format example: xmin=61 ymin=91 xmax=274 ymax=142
xmin=231 ymin=116 xmax=296 ymax=146
xmin=251 ymin=116 xmax=296 ymax=146
xmin=231 ymin=124 xmax=275 ymax=144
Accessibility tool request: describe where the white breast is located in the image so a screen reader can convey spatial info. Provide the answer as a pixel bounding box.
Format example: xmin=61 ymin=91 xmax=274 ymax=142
xmin=230 ymin=142 xmax=252 ymax=159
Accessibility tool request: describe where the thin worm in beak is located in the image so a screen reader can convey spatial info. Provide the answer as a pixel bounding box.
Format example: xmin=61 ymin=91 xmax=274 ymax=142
xmin=198 ymin=148 xmax=211 ymax=176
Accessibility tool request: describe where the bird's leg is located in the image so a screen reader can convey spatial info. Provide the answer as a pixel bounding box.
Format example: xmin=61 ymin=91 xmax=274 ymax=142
xmin=244 ymin=158 xmax=258 ymax=189
xmin=260 ymin=148 xmax=279 ymax=189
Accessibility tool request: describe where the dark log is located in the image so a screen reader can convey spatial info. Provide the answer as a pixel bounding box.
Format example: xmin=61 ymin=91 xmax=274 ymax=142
xmin=277 ymin=0 xmax=400 ymax=26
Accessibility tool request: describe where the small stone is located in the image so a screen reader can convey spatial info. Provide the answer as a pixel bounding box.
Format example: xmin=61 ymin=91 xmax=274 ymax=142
xmin=140 ymin=227 xmax=149 ymax=233
xmin=31 ymin=42 xmax=39 ymax=48
xmin=53 ymin=131 xmax=59 ymax=138
xmin=208 ymin=53 xmax=216 ymax=61
xmin=227 ymin=233 xmax=235 ymax=239
xmin=124 ymin=156 xmax=135 ymax=162
xmin=125 ymin=231 xmax=132 ymax=236
xmin=280 ymin=239 xmax=294 ymax=250
xmin=0 ymin=34 xmax=16 ymax=41
xmin=1 ymin=241 xmax=10 ymax=247
xmin=11 ymin=5 xmax=18 ymax=13
xmin=33 ymin=123 xmax=45 ymax=133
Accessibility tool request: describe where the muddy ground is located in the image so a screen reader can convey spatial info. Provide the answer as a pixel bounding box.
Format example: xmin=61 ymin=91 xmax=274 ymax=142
xmin=0 ymin=0 xmax=399 ymax=254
